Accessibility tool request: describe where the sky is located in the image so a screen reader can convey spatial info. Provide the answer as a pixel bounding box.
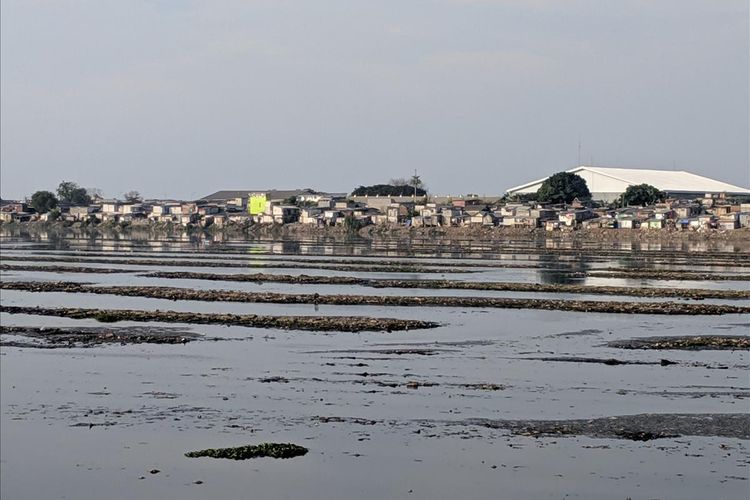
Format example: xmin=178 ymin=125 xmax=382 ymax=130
xmin=1 ymin=0 xmax=748 ymax=200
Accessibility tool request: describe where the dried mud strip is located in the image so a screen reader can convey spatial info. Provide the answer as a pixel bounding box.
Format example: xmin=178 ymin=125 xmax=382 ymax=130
xmin=0 ymin=256 xmax=475 ymax=274
xmin=0 ymin=305 xmax=439 ymax=332
xmin=607 ymin=335 xmax=750 ymax=350
xmin=0 ymin=264 xmax=137 ymax=274
xmin=133 ymin=271 xmax=750 ymax=299
xmin=3 ymin=282 xmax=749 ymax=315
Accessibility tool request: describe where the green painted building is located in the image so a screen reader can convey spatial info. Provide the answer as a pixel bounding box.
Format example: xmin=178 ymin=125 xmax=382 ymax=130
xmin=248 ymin=193 xmax=267 ymax=215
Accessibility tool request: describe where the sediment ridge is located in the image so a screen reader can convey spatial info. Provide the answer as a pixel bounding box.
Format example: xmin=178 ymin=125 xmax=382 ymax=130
xmin=2 ymin=281 xmax=749 ymax=315
xmin=0 ymin=305 xmax=439 ymax=332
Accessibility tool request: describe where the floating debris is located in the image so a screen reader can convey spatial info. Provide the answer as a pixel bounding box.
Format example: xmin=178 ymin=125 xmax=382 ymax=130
xmin=185 ymin=443 xmax=308 ymax=460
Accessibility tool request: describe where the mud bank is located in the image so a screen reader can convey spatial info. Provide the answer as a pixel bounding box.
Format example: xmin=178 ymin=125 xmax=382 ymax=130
xmin=0 ymin=264 xmax=136 ymax=274
xmin=0 ymin=255 xmax=475 ymax=274
xmin=0 ymin=305 xmax=439 ymax=332
xmin=4 ymin=281 xmax=749 ymax=315
xmin=0 ymin=325 xmax=199 ymax=348
xmin=136 ymin=272 xmax=750 ymax=299
xmin=584 ymin=270 xmax=750 ymax=281
xmin=607 ymin=335 xmax=750 ymax=350
xmin=185 ymin=443 xmax=308 ymax=460
xmin=315 ymin=413 xmax=750 ymax=440
xmin=461 ymin=413 xmax=750 ymax=440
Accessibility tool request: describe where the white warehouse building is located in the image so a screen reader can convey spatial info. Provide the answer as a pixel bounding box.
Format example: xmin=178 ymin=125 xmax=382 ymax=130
xmin=506 ymin=166 xmax=750 ymax=203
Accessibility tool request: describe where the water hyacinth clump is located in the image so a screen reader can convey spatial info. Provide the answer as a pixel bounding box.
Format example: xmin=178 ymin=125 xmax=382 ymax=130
xmin=185 ymin=443 xmax=309 ymax=460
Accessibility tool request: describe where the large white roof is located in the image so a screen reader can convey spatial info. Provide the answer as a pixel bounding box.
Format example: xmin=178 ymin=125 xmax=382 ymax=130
xmin=506 ymin=166 xmax=750 ymax=194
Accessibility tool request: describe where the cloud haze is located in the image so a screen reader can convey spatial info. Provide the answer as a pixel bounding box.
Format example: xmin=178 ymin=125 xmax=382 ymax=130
xmin=1 ymin=0 xmax=748 ymax=199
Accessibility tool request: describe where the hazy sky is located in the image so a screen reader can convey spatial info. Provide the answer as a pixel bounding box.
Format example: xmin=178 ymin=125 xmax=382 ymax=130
xmin=1 ymin=0 xmax=748 ymax=200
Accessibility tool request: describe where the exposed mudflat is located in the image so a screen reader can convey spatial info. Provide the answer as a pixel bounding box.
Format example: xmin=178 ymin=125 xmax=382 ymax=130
xmin=461 ymin=413 xmax=750 ymax=440
xmin=314 ymin=413 xmax=750 ymax=440
xmin=607 ymin=335 xmax=750 ymax=351
xmin=0 ymin=325 xmax=200 ymax=348
xmin=2 ymin=281 xmax=749 ymax=314
xmin=7 ymin=279 xmax=749 ymax=300
xmin=0 ymin=305 xmax=438 ymax=332
xmin=1 ymin=234 xmax=748 ymax=500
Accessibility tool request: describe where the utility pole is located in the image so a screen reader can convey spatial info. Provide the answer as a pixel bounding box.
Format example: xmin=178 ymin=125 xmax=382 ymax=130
xmin=411 ymin=169 xmax=421 ymax=199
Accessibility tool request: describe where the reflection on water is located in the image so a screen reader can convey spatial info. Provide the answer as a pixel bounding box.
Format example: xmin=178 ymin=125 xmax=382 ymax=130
xmin=536 ymin=253 xmax=591 ymax=284
xmin=3 ymin=226 xmax=749 ymax=256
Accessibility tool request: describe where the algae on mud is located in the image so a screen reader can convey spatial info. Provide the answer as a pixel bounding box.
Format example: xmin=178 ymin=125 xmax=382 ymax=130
xmin=185 ymin=443 xmax=308 ymax=460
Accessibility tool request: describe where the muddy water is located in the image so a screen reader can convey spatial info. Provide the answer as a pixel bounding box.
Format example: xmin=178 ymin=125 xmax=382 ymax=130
xmin=1 ymin=234 xmax=749 ymax=499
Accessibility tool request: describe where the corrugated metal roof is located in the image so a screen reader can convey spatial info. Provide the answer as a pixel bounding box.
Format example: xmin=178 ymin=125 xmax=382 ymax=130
xmin=506 ymin=166 xmax=750 ymax=194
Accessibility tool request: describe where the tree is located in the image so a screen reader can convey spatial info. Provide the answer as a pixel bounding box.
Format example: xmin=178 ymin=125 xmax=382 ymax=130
xmin=124 ymin=190 xmax=143 ymax=203
xmin=351 ymin=184 xmax=427 ymax=197
xmin=57 ymin=181 xmax=91 ymax=205
xmin=30 ymin=191 xmax=58 ymax=213
xmin=620 ymin=184 xmax=665 ymax=207
xmin=536 ymin=172 xmax=591 ymax=204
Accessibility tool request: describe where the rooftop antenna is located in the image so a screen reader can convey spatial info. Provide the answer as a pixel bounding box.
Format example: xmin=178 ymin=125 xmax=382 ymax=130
xmin=577 ymin=136 xmax=582 ymax=166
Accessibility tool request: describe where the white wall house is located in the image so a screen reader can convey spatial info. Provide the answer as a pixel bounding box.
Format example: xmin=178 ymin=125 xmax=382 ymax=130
xmin=506 ymin=166 xmax=750 ymax=202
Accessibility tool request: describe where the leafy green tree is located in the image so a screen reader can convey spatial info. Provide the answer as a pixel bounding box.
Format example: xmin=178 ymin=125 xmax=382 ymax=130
xmin=536 ymin=172 xmax=591 ymax=204
xmin=57 ymin=181 xmax=91 ymax=205
xmin=352 ymin=184 xmax=427 ymax=197
xmin=620 ymin=184 xmax=665 ymax=206
xmin=30 ymin=191 xmax=59 ymax=213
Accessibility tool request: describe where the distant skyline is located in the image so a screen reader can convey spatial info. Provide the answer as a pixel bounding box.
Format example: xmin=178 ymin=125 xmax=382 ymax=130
xmin=2 ymin=0 xmax=748 ymax=200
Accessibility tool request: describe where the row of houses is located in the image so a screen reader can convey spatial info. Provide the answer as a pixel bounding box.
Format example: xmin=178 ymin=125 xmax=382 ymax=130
xmin=2 ymin=190 xmax=749 ymax=231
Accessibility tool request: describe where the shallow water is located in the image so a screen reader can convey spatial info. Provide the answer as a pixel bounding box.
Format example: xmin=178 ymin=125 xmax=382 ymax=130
xmin=1 ymin=234 xmax=749 ymax=499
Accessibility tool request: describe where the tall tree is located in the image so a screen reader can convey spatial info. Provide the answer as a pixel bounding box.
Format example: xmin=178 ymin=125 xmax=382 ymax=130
xmin=620 ymin=184 xmax=665 ymax=206
xmin=352 ymin=184 xmax=427 ymax=197
xmin=124 ymin=190 xmax=143 ymax=203
xmin=57 ymin=181 xmax=91 ymax=205
xmin=536 ymin=172 xmax=591 ymax=204
xmin=30 ymin=191 xmax=59 ymax=213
